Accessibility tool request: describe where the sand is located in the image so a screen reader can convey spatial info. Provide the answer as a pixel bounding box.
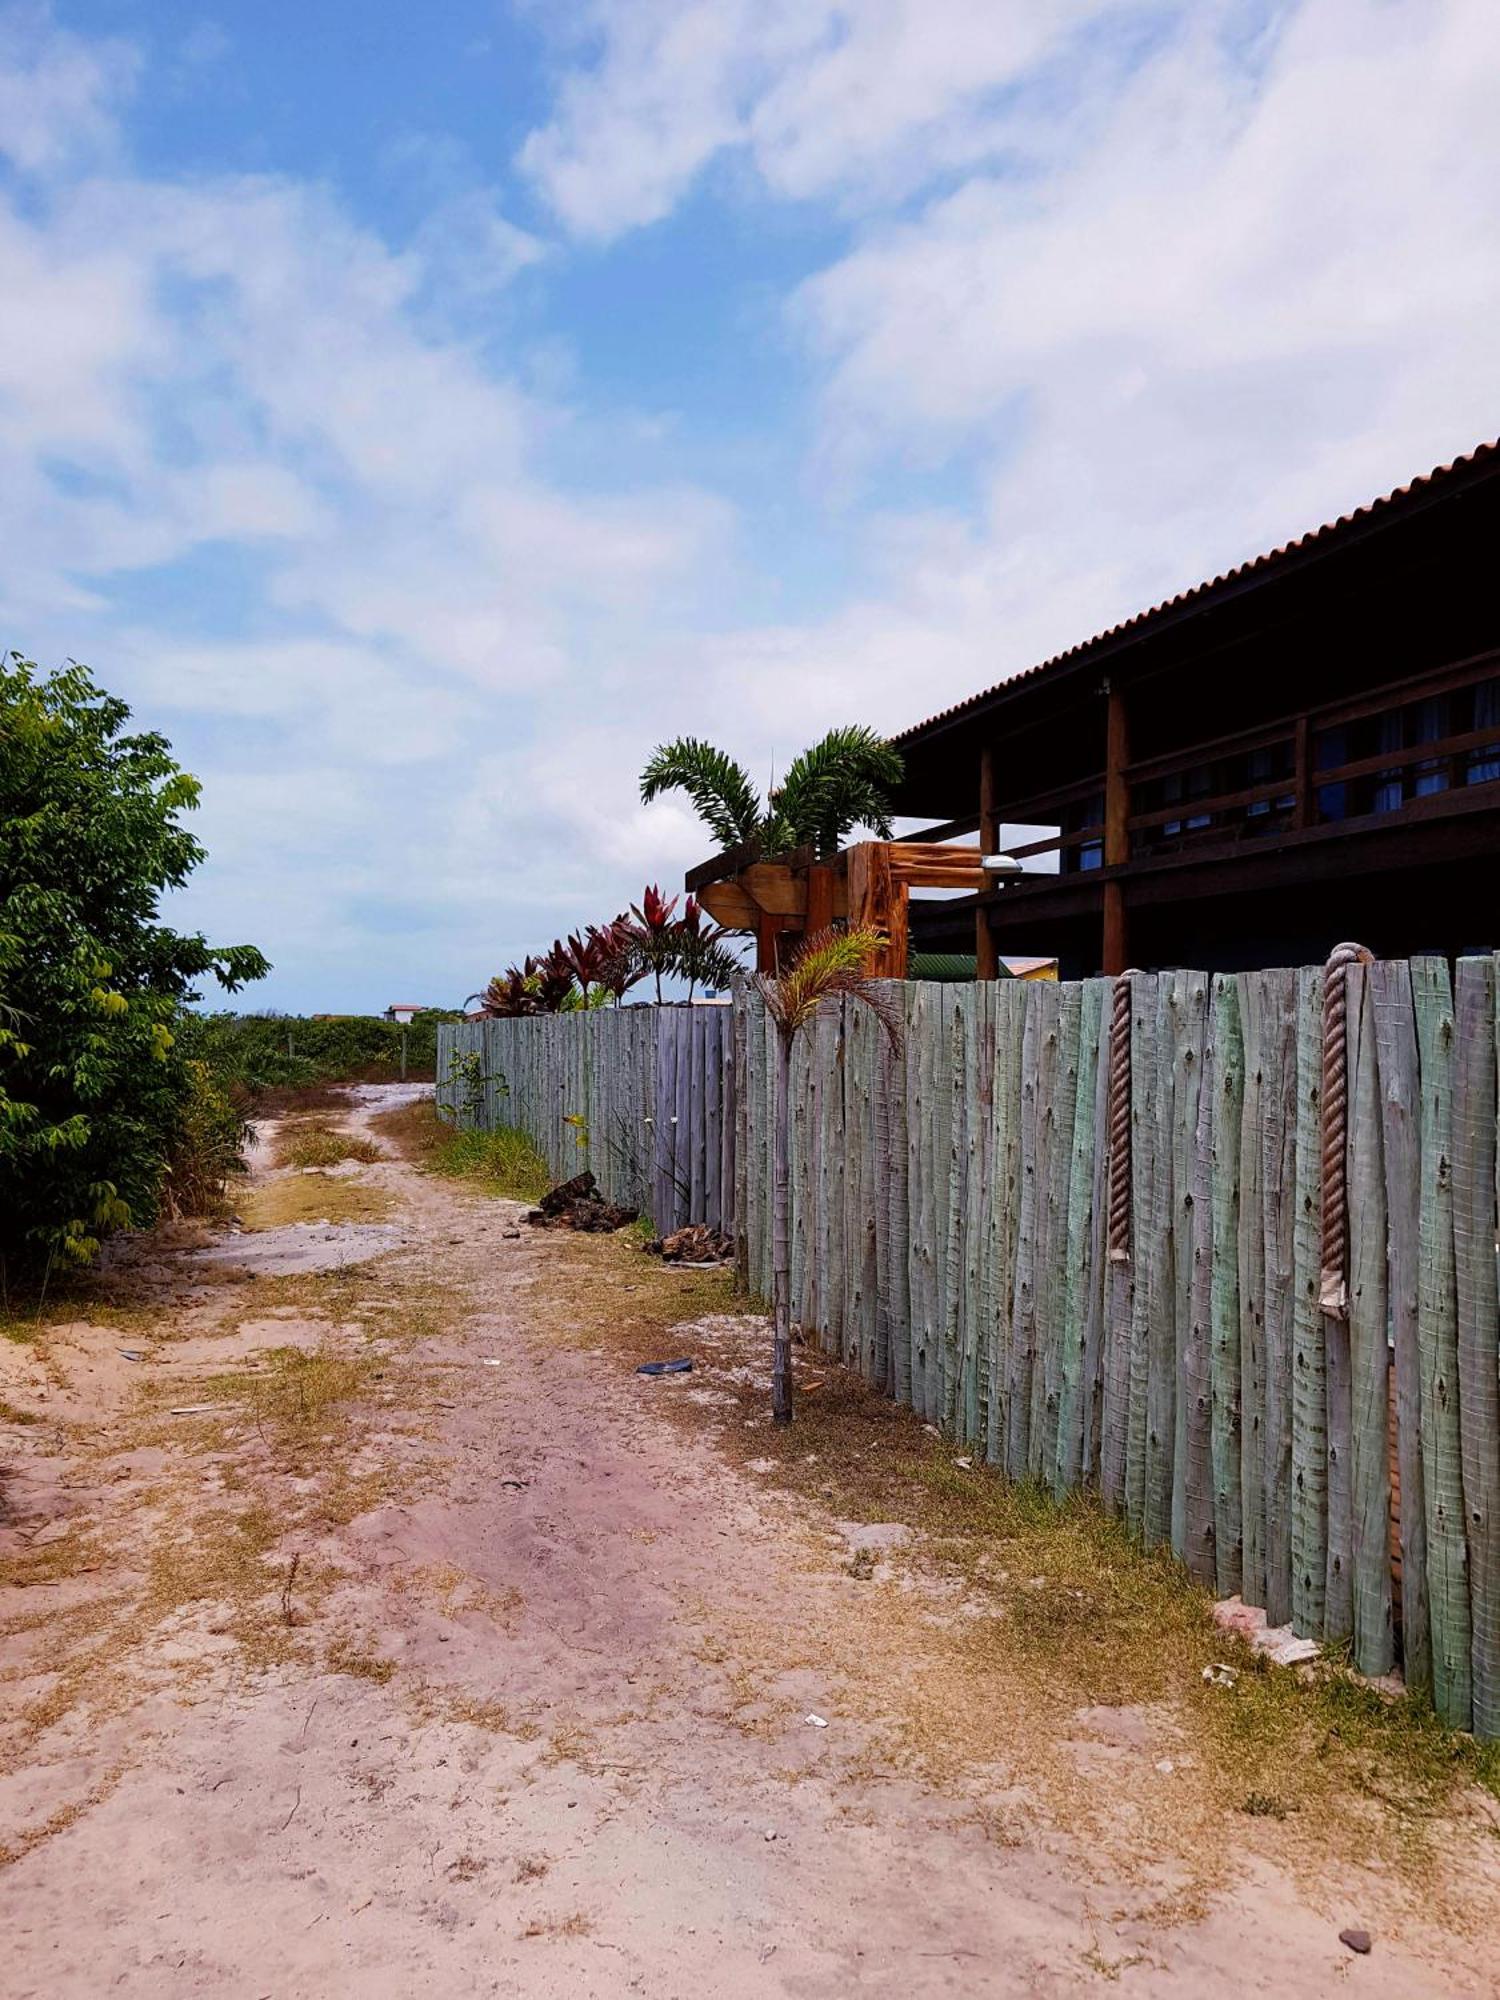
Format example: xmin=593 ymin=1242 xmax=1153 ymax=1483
xmin=2 ymin=1084 xmax=1496 ymax=1997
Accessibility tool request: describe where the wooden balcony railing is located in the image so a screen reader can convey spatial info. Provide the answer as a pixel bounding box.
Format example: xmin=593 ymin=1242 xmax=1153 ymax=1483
xmin=971 ymin=648 xmax=1500 ymax=876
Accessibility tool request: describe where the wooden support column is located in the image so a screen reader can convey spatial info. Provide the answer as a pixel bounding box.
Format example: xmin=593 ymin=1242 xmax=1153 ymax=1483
xmin=848 ymin=842 xmax=905 ymax=977
xmin=755 ymin=907 xmax=781 ymax=974
xmin=1292 ymin=713 xmax=1313 ymax=831
xmin=1102 ymin=681 xmax=1131 ymax=975
xmin=886 ymin=881 xmax=910 ymax=979
xmin=976 ymin=742 xmax=1000 ymax=980
xmin=805 ymin=862 xmax=835 ymax=937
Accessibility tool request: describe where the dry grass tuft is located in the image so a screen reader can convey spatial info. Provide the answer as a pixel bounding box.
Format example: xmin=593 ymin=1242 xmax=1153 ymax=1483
xmin=0 ymin=1520 xmax=105 ymax=1593
xmin=274 ymin=1124 xmax=383 ymax=1171
xmin=520 ymin=1910 xmax=593 ymax=1941
xmin=239 ymin=1175 xmax=394 ymax=1230
xmin=192 ymin=1342 xmax=374 ymax=1459
xmin=326 ymin=1640 xmax=398 ymax=1684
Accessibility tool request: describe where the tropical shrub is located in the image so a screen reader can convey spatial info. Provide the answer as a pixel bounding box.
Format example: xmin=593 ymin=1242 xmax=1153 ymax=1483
xmin=0 ymin=654 xmax=268 ymax=1274
xmin=640 ymin=724 xmax=903 ymax=860
xmin=162 ymin=1059 xmax=252 ymax=1220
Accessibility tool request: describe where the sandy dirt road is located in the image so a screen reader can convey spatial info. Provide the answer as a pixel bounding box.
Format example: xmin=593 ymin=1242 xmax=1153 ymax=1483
xmin=2 ymin=1086 xmax=1497 ymax=1997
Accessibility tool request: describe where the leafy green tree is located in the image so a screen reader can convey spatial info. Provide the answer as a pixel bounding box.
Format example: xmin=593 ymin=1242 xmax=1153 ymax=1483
xmin=0 ymin=655 xmax=268 ymax=1276
xmin=639 ymin=724 xmax=904 ymax=860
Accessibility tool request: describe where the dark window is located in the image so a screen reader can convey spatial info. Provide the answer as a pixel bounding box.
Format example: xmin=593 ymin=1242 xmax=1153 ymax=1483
xmin=1062 ymin=791 xmax=1105 ymax=873
xmin=1469 ymin=678 xmax=1500 ymax=786
xmin=1314 ymin=725 xmax=1348 ymax=822
xmin=1411 ymin=694 xmax=1450 ymax=797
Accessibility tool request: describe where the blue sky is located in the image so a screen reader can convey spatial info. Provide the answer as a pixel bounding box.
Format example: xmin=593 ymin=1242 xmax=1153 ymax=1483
xmin=2 ymin=0 xmax=1498 ymax=1011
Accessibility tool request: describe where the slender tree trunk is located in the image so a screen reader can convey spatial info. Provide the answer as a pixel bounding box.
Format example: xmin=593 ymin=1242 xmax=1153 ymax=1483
xmin=771 ymin=1028 xmax=794 ymax=1423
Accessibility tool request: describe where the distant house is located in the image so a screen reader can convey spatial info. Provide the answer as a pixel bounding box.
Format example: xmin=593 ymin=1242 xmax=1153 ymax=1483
xmin=890 ymin=440 xmax=1500 ymax=977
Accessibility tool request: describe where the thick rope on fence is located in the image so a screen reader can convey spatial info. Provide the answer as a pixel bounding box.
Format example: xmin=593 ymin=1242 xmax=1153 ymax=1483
xmin=1107 ymin=969 xmax=1138 ymax=1262
xmin=1319 ymin=939 xmax=1374 ymax=1317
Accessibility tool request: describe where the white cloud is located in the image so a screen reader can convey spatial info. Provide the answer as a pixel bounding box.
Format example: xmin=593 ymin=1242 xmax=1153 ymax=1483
xmin=411 ymin=188 xmax=546 ymax=302
xmin=519 ymin=0 xmax=1140 ymax=238
xmin=542 ymin=0 xmax=1500 ymax=751
xmin=0 ymin=4 xmax=135 ymax=174
xmin=786 ymin=0 xmax=1500 ymax=641
xmin=6 ymin=1 xmax=1500 ymax=1010
xmin=0 ymin=10 xmax=735 ymax=1006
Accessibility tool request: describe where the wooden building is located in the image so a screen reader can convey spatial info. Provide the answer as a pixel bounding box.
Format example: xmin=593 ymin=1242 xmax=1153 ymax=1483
xmin=891 ymin=441 xmax=1500 ymax=978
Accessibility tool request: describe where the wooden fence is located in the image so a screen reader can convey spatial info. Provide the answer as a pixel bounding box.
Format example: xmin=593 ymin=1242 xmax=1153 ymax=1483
xmin=441 ymin=961 xmax=1500 ymax=1738
xmin=437 ymin=1007 xmax=735 ymax=1236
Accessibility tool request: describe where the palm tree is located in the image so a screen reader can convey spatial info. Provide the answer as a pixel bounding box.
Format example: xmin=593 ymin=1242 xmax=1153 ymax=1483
xmin=756 ymin=927 xmax=901 ymax=1423
xmin=640 ymin=725 xmax=904 ymax=861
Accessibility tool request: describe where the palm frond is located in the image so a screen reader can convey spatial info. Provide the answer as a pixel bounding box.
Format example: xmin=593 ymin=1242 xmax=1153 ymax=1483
xmin=639 ymin=737 xmax=763 ymax=852
xmin=767 ymin=726 xmax=903 ymax=857
xmin=755 ymin=926 xmax=903 ymax=1044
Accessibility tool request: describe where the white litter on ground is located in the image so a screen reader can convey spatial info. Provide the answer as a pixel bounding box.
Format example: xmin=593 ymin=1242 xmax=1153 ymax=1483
xmin=1212 ymin=1595 xmax=1322 ymax=1666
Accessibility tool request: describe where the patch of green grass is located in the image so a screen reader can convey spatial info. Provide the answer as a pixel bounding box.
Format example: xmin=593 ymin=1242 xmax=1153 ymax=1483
xmin=371 ymin=1100 xmax=551 ymax=1204
xmin=432 ymin=1126 xmax=552 ymax=1203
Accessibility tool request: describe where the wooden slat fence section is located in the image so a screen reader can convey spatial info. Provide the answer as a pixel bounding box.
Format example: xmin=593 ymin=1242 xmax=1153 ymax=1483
xmin=740 ymin=961 xmax=1500 ymax=1740
xmin=1455 ymin=958 xmax=1500 ymax=1738
xmin=436 ymin=1007 xmax=735 ymax=1238
xmin=1412 ymin=957 xmax=1472 ymax=1729
xmin=441 ymin=954 xmax=1500 ymax=1740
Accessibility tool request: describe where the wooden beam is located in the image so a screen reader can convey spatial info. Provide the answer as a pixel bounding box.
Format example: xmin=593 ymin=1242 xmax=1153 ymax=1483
xmin=741 ymin=862 xmax=807 ymax=917
xmin=685 ymin=839 xmax=757 ymax=894
xmin=894 ymin=865 xmax=986 ymax=891
xmin=896 ymin=815 xmax=980 ymax=844
xmin=696 ymin=880 xmax=759 ymax=931
xmin=888 ymin=841 xmax=982 ymax=869
xmin=685 ymin=840 xmax=814 ymax=894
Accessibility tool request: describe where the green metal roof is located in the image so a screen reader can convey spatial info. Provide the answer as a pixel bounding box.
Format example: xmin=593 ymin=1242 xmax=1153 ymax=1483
xmin=907 ymin=952 xmax=1013 ymax=981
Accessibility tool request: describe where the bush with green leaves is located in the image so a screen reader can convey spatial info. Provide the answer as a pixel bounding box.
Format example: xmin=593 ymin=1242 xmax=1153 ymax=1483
xmin=0 ymin=654 xmax=268 ymax=1274
xmin=179 ymin=1009 xmax=460 ymax=1093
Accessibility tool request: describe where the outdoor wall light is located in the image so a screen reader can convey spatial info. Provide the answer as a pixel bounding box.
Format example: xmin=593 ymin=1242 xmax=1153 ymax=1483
xmin=981 ymin=852 xmax=1024 ymax=878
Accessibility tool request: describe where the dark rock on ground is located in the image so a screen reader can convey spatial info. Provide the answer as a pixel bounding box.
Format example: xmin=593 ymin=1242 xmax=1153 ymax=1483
xmin=525 ymin=1171 xmax=638 ymax=1234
